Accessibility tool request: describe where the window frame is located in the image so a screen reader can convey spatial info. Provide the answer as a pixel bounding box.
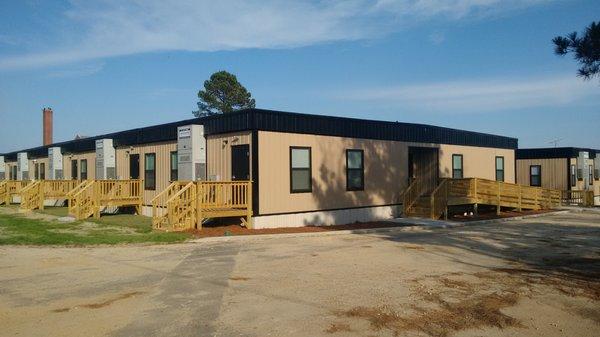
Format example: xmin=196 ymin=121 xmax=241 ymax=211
xmin=530 ymin=165 xmax=541 ymax=187
xmin=71 ymin=160 xmax=78 ymax=180
xmin=495 ymin=156 xmax=504 ymax=182
xmin=170 ymin=151 xmax=178 ymax=182
xmin=40 ymin=163 xmax=45 ymax=180
xmin=452 ymin=154 xmax=463 ymax=179
xmin=80 ymin=159 xmax=88 ymax=180
xmin=589 ymin=165 xmax=594 ymax=185
xmin=144 ymin=153 xmax=156 ymax=191
xmin=289 ymin=146 xmax=312 ymax=193
xmin=346 ymin=149 xmax=365 ymax=191
xmin=570 ymin=164 xmax=577 ymax=187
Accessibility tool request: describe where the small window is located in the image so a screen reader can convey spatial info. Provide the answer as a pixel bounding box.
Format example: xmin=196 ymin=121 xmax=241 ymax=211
xmin=346 ymin=149 xmax=364 ymax=191
xmin=595 ymin=167 xmax=599 ymax=180
xmin=530 ymin=165 xmax=541 ymax=187
xmin=80 ymin=159 xmax=88 ymax=180
xmin=589 ymin=166 xmax=594 ymax=185
xmin=570 ymin=165 xmax=577 ymax=187
xmin=40 ymin=163 xmax=45 ymax=180
xmin=495 ymin=156 xmax=504 ymax=182
xmin=34 ymin=163 xmax=39 ymax=180
xmin=452 ymin=154 xmax=463 ymax=179
xmin=290 ymin=147 xmax=312 ymax=193
xmin=145 ymin=153 xmax=156 ymax=190
xmin=170 ymin=151 xmax=178 ymax=181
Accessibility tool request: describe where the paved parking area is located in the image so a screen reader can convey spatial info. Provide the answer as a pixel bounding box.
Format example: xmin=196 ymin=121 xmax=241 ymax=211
xmin=1 ymin=211 xmax=599 ymax=337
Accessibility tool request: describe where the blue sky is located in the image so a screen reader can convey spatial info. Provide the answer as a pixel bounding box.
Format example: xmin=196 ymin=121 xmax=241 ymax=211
xmin=1 ymin=0 xmax=599 ymax=153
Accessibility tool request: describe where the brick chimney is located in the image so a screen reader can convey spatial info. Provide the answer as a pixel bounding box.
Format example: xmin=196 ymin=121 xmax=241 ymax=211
xmin=43 ymin=107 xmax=53 ymax=146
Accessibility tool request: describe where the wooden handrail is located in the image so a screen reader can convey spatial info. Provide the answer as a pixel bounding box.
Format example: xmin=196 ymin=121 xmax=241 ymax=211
xmin=20 ymin=181 xmax=42 ymax=211
xmin=152 ymin=180 xmax=253 ymax=231
xmin=403 ymin=176 xmax=428 ymax=216
xmin=429 ymin=179 xmax=449 ymax=219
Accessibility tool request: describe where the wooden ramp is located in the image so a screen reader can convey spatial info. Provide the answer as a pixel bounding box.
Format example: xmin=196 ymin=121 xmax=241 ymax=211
xmin=68 ymin=180 xmax=143 ymax=220
xmin=152 ymin=181 xmax=252 ymax=231
xmin=405 ymin=178 xmax=562 ymax=219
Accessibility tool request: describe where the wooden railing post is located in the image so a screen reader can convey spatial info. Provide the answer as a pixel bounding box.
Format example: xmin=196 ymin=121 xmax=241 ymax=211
xmin=496 ymin=181 xmax=501 ymax=215
xmin=246 ymin=182 xmax=253 ymax=229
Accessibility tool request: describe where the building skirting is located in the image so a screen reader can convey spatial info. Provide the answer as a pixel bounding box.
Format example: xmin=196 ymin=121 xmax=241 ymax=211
xmin=252 ymin=204 xmax=403 ymax=229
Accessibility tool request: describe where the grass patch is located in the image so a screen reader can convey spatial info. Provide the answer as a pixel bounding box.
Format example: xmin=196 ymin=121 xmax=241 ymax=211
xmin=37 ymin=206 xmax=69 ymax=217
xmin=0 ymin=211 xmax=190 ymax=245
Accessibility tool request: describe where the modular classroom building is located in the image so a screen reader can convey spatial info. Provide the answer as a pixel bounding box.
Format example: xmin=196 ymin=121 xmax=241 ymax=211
xmin=516 ymin=147 xmax=600 ymax=205
xmin=0 ymin=108 xmax=517 ymax=228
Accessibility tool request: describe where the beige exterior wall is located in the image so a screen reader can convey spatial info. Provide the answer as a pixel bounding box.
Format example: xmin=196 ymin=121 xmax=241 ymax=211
xmin=517 ymin=157 xmax=599 ymax=193
xmin=438 ymin=144 xmax=515 ymax=183
xmin=258 ymin=131 xmax=408 ymax=215
xmin=62 ymin=152 xmax=96 ymax=180
xmin=257 ymin=131 xmax=517 ymax=216
xmin=569 ymin=158 xmax=598 ymax=191
xmin=115 ymin=141 xmax=177 ymax=205
xmin=5 ymin=161 xmax=16 ymax=180
xmin=516 ymin=158 xmax=568 ymax=190
xmin=28 ymin=157 xmax=49 ymax=180
xmin=206 ymin=131 xmax=252 ymax=181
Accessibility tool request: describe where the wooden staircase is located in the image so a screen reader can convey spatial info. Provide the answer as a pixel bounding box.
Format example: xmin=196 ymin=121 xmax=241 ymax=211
xmin=67 ymin=180 xmax=143 ymax=220
xmin=0 ymin=181 xmax=7 ymax=205
xmin=151 ymin=181 xmax=253 ymax=231
xmin=20 ymin=181 xmax=43 ymax=211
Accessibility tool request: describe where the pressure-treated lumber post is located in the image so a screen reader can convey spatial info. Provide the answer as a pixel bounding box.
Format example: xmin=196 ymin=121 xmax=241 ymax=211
xmin=473 ymin=179 xmax=479 ymax=216
xmin=444 ymin=181 xmax=449 ymax=220
xmin=93 ymin=181 xmax=101 ymax=219
xmin=196 ymin=182 xmax=203 ymax=231
xmin=39 ymin=181 xmax=45 ymax=210
xmin=246 ymin=181 xmax=253 ymax=229
xmin=496 ymin=181 xmax=501 ymax=215
xmin=517 ymin=185 xmax=522 ymax=211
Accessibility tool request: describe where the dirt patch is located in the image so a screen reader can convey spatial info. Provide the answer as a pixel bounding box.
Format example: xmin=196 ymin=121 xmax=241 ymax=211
xmin=229 ymin=276 xmax=251 ymax=281
xmin=52 ymin=291 xmax=144 ymax=312
xmin=324 ymin=322 xmax=353 ymax=334
xmin=339 ymin=292 xmax=521 ymax=337
xmin=485 ymin=267 xmax=600 ymax=301
xmin=334 ymin=263 xmax=600 ymax=337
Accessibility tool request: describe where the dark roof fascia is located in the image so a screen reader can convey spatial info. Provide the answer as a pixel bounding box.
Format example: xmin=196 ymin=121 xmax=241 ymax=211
xmin=3 ymin=117 xmax=203 ymax=161
xmin=3 ymin=108 xmax=519 ymax=160
xmin=516 ymin=147 xmax=600 ymax=160
xmin=203 ymin=108 xmax=518 ymax=149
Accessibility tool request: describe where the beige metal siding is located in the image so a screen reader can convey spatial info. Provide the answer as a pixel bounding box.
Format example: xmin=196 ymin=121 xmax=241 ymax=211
xmin=5 ymin=162 xmax=16 ymax=180
xmin=516 ymin=158 xmax=568 ymax=190
xmin=115 ymin=141 xmax=177 ymax=205
xmin=258 ymin=131 xmax=518 ymax=215
xmin=439 ymin=144 xmax=516 ymax=183
xmin=28 ymin=158 xmax=49 ymax=180
xmin=258 ymin=131 xmax=408 ymax=215
xmin=62 ymin=152 xmax=96 ymax=180
xmin=206 ymin=132 xmax=252 ymax=181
